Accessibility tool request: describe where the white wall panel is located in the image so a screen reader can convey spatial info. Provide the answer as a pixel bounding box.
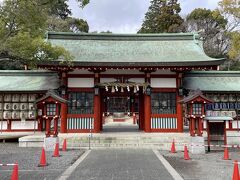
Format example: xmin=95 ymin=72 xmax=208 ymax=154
xmin=0 ymin=121 xmax=7 ymax=130
xmin=226 ymin=121 xmax=229 ymax=129
xmin=151 ymin=78 xmax=176 ymax=88
xmin=11 ymin=121 xmax=37 ymax=130
xmin=203 ymin=120 xmax=207 ymax=129
xmin=128 ymin=78 xmax=145 ymax=83
xmin=68 ymin=78 xmax=94 ymax=88
xmin=68 ymin=69 xmax=94 ymax=74
xmin=101 ymin=70 xmax=144 ymax=74
xmin=151 ymin=70 xmax=176 ymax=74
xmin=232 ymin=121 xmax=240 ymax=129
xmin=100 ymin=78 xmax=116 ymax=83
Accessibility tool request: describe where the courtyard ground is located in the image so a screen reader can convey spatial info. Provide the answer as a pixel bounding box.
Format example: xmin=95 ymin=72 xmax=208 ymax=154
xmin=0 ymin=142 xmax=238 ymax=180
xmin=162 ymin=148 xmax=239 ymax=180
xmin=0 ymin=143 xmax=84 ymax=180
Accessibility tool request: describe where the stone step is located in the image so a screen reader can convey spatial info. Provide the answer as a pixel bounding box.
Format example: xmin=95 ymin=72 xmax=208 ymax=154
xmin=19 ymin=133 xmax=190 ymax=150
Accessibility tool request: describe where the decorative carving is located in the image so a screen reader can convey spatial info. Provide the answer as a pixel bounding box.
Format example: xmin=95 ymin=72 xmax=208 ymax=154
xmin=20 ymin=111 xmax=28 ymax=119
xmin=4 ymin=94 xmax=11 ymax=102
xmin=12 ymin=94 xmax=20 ymax=102
xmin=28 ymin=94 xmax=36 ymax=102
xmin=12 ymin=103 xmax=20 ymax=110
xmin=28 ymin=111 xmax=35 ymax=119
xmin=12 ymin=111 xmax=20 ymax=119
xmin=3 ymin=111 xmax=11 ymax=119
xmin=20 ymin=103 xmax=28 ymax=110
xmin=229 ymin=94 xmax=236 ymax=102
xmin=20 ymin=94 xmax=28 ymax=102
xmin=4 ymin=103 xmax=11 ymax=110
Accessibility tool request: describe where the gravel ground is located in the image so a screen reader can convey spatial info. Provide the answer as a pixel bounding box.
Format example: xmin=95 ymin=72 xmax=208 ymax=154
xmin=0 ymin=143 xmax=85 ymax=180
xmin=162 ymin=149 xmax=240 ymax=180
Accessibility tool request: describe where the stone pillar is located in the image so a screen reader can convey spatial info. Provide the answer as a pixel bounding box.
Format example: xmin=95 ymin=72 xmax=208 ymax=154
xmin=93 ymin=72 xmax=101 ymax=133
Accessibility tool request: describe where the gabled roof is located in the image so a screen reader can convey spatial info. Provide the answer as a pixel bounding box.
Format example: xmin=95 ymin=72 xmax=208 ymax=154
xmin=35 ymin=90 xmax=67 ymax=104
xmin=180 ymin=89 xmax=213 ymax=103
xmin=0 ymin=70 xmax=59 ymax=92
xmin=45 ymin=32 xmax=225 ymax=67
xmin=183 ymin=71 xmax=240 ymax=92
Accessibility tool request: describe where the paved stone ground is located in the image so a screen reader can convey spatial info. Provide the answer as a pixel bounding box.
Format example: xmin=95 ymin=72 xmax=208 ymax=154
xmin=162 ymin=149 xmax=240 ymax=180
xmin=69 ymin=149 xmax=174 ymax=180
xmin=0 ymin=143 xmax=84 ymax=180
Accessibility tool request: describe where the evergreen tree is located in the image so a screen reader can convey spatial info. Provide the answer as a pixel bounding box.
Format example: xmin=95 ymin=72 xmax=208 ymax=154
xmin=138 ymin=0 xmax=184 ymax=33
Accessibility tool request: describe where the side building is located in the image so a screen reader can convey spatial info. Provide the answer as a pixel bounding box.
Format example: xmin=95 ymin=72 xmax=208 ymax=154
xmin=0 ymin=70 xmax=59 ymax=132
xmin=183 ymin=71 xmax=240 ymax=145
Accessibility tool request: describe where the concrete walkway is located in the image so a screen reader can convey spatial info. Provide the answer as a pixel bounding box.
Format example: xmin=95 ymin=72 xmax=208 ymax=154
xmin=68 ymin=149 xmax=175 ymax=180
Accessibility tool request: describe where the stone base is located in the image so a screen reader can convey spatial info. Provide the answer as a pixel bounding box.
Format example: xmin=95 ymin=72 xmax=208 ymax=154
xmin=189 ymin=136 xmax=205 ymax=154
xmin=43 ymin=137 xmax=59 ymax=151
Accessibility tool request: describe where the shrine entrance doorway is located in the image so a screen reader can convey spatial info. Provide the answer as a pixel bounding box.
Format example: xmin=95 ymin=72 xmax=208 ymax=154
xmin=101 ymin=92 xmax=143 ymax=133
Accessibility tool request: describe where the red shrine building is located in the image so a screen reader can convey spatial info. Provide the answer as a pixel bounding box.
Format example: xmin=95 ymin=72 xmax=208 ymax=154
xmin=1 ymin=32 xmax=239 ymax=145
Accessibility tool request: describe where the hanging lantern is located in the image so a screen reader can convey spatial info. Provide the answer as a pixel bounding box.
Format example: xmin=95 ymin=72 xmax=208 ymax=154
xmin=115 ymin=86 xmax=118 ymax=92
xmin=121 ymin=87 xmax=124 ymax=93
xmin=105 ymin=86 xmax=109 ymax=91
xmin=136 ymin=85 xmax=139 ymax=91
xmin=127 ymin=86 xmax=130 ymax=92
xmin=111 ymin=86 xmax=115 ymax=93
xmin=134 ymin=86 xmax=137 ymax=93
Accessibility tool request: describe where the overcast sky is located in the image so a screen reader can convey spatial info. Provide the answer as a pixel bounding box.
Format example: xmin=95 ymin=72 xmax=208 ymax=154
xmin=68 ymin=0 xmax=220 ymax=33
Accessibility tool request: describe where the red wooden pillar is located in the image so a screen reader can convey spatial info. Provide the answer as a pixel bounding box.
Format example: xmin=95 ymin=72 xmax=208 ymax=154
xmin=94 ymin=95 xmax=101 ymax=133
xmin=177 ymin=95 xmax=183 ymax=132
xmin=60 ymin=103 xmax=67 ymax=133
xmin=189 ymin=104 xmax=194 ymax=136
xmin=197 ymin=118 xmax=203 ymax=136
xmin=93 ymin=72 xmax=101 ymax=133
xmin=53 ymin=117 xmax=58 ymax=136
xmin=37 ymin=118 xmax=42 ymax=131
xmin=207 ymin=121 xmax=211 ymax=152
xmin=144 ymin=94 xmax=151 ymax=132
xmin=60 ymin=71 xmax=68 ymax=133
xmin=138 ymin=89 xmax=144 ymax=130
xmin=7 ymin=120 xmax=11 ymax=131
xmin=191 ymin=118 xmax=195 ymax=136
xmin=224 ymin=120 xmax=227 ymax=145
xmin=100 ymin=96 xmax=103 ymax=131
xmin=45 ymin=118 xmax=51 ymax=137
xmin=176 ymin=73 xmax=183 ymax=132
xmin=144 ymin=72 xmax=151 ymax=132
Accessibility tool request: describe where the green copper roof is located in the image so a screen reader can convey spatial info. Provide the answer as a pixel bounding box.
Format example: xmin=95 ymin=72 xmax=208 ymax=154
xmin=0 ymin=70 xmax=59 ymax=92
xmin=46 ymin=32 xmax=224 ymax=67
xmin=183 ymin=71 xmax=240 ymax=92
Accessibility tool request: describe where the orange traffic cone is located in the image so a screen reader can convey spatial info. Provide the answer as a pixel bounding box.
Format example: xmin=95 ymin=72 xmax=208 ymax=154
xmin=170 ymin=139 xmax=176 ymax=153
xmin=53 ymin=143 xmax=60 ymax=157
xmin=184 ymin=145 xmax=190 ymax=160
xmin=38 ymin=148 xmax=48 ymax=167
xmin=223 ymin=147 xmax=230 ymax=160
xmin=232 ymin=160 xmax=239 ymax=180
xmin=11 ymin=162 xmax=18 ymax=180
xmin=62 ymin=139 xmax=67 ymax=151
